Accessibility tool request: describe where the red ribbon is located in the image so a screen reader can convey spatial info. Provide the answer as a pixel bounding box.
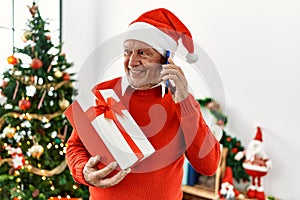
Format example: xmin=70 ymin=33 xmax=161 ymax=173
xmin=95 ymin=97 xmax=125 ymax=120
xmin=85 ymin=94 xmax=125 ymax=122
xmin=84 ymin=91 xmax=144 ymax=162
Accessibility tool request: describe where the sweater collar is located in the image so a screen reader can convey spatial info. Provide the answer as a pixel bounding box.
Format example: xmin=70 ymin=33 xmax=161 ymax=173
xmin=121 ymin=76 xmax=166 ymax=97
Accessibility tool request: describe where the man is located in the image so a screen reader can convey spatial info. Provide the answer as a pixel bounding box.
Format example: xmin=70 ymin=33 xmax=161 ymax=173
xmin=66 ymin=8 xmax=220 ymax=200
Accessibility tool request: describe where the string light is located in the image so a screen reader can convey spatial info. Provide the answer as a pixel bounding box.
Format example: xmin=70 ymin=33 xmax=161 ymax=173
xmin=20 ymin=113 xmax=26 ymax=119
xmin=47 ymin=143 xmax=52 ymax=149
xmin=51 ymin=131 xmax=58 ymax=138
xmin=42 ymin=117 xmax=49 ymax=123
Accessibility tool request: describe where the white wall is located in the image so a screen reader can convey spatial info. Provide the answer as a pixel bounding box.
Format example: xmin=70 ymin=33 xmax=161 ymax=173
xmin=63 ymin=1 xmax=300 ymax=199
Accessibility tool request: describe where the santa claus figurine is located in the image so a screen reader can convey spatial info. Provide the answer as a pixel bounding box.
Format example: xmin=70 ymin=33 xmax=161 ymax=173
xmin=219 ymin=166 xmax=244 ymax=200
xmin=235 ymin=126 xmax=272 ymax=200
xmin=6 ymin=146 xmax=25 ymax=170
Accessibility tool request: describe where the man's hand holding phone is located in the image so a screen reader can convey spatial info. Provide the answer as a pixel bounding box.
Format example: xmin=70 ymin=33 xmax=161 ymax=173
xmin=161 ymin=52 xmax=189 ymax=103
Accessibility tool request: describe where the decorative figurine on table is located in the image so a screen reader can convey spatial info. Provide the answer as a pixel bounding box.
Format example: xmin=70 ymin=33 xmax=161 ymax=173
xmin=235 ymin=126 xmax=272 ymax=200
xmin=219 ymin=166 xmax=244 ymax=200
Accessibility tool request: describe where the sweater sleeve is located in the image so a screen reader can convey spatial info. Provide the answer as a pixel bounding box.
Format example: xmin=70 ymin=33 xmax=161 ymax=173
xmin=176 ymin=94 xmax=221 ymax=176
xmin=66 ymin=129 xmax=93 ymax=186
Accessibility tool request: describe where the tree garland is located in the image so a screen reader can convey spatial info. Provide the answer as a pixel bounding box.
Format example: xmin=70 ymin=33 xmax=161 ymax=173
xmin=0 ymin=111 xmax=63 ymax=129
xmin=26 ymin=161 xmax=67 ymax=177
xmin=11 ymin=71 xmax=72 ymax=91
xmin=0 ymin=158 xmax=67 ymax=177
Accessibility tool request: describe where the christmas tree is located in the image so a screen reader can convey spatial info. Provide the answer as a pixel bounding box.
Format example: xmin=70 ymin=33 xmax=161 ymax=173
xmin=0 ymin=2 xmax=89 ymax=199
xmin=198 ymin=98 xmax=249 ymax=183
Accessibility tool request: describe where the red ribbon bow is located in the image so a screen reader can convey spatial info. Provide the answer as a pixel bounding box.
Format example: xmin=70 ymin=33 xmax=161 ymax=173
xmin=81 ymin=90 xmax=144 ymax=162
xmin=94 ymin=97 xmax=125 ymax=120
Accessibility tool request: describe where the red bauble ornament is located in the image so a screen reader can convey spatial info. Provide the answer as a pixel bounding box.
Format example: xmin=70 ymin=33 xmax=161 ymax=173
xmin=31 ymin=58 xmax=43 ymax=69
xmin=19 ymin=98 xmax=31 ymax=110
xmin=63 ymin=72 xmax=70 ymax=80
xmin=226 ymin=136 xmax=232 ymax=142
xmin=7 ymin=55 xmax=18 ymax=65
xmin=32 ymin=189 xmax=40 ymax=198
xmin=30 ymin=75 xmax=35 ymax=83
xmin=217 ymin=119 xmax=224 ymax=126
xmin=231 ymin=147 xmax=238 ymax=154
xmin=1 ymin=81 xmax=8 ymax=88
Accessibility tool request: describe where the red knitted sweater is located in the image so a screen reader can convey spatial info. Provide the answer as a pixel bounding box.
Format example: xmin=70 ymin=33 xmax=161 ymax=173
xmin=66 ymin=77 xmax=220 ymax=200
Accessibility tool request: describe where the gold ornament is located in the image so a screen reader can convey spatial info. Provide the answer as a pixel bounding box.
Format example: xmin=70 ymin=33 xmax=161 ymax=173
xmin=3 ymin=126 xmax=16 ymax=139
xmin=21 ymin=30 xmax=32 ymax=42
xmin=54 ymin=70 xmax=63 ymax=78
xmin=29 ymin=143 xmax=44 ymax=159
xmin=207 ymin=101 xmax=220 ymax=111
xmin=59 ymin=98 xmax=70 ymax=110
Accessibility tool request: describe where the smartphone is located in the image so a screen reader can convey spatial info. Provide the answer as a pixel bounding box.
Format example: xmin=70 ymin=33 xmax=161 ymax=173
xmin=165 ymin=50 xmax=170 ymax=94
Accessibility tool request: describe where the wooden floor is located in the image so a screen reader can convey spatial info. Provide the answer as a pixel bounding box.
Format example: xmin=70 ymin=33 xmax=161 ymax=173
xmin=182 ymin=185 xmax=218 ymax=200
xmin=181 ymin=185 xmax=280 ymax=200
xmin=183 ymin=193 xmax=212 ymax=200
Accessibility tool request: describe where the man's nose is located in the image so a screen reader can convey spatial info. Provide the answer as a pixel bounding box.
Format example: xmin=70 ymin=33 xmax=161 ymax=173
xmin=128 ymin=51 xmax=140 ymax=67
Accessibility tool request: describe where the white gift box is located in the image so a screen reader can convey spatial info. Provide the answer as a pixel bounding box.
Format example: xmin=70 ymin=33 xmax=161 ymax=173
xmin=64 ymin=89 xmax=155 ymax=170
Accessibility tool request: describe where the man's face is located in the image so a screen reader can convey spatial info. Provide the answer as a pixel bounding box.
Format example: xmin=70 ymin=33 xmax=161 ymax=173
xmin=123 ymin=40 xmax=165 ymax=90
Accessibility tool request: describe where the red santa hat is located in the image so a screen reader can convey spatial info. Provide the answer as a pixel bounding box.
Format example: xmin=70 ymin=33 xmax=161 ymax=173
xmin=220 ymin=166 xmax=241 ymax=198
xmin=124 ymin=8 xmax=199 ymax=63
xmin=222 ymin=166 xmax=234 ymax=185
xmin=254 ymin=126 xmax=263 ymax=142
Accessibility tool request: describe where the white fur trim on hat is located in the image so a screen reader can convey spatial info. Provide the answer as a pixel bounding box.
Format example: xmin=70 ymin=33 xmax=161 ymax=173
xmin=124 ymin=22 xmax=177 ymax=57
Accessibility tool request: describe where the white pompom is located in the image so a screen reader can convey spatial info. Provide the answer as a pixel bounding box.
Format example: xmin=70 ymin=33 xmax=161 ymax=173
xmin=186 ymin=53 xmax=199 ymax=63
xmin=220 ymin=187 xmax=227 ymax=195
